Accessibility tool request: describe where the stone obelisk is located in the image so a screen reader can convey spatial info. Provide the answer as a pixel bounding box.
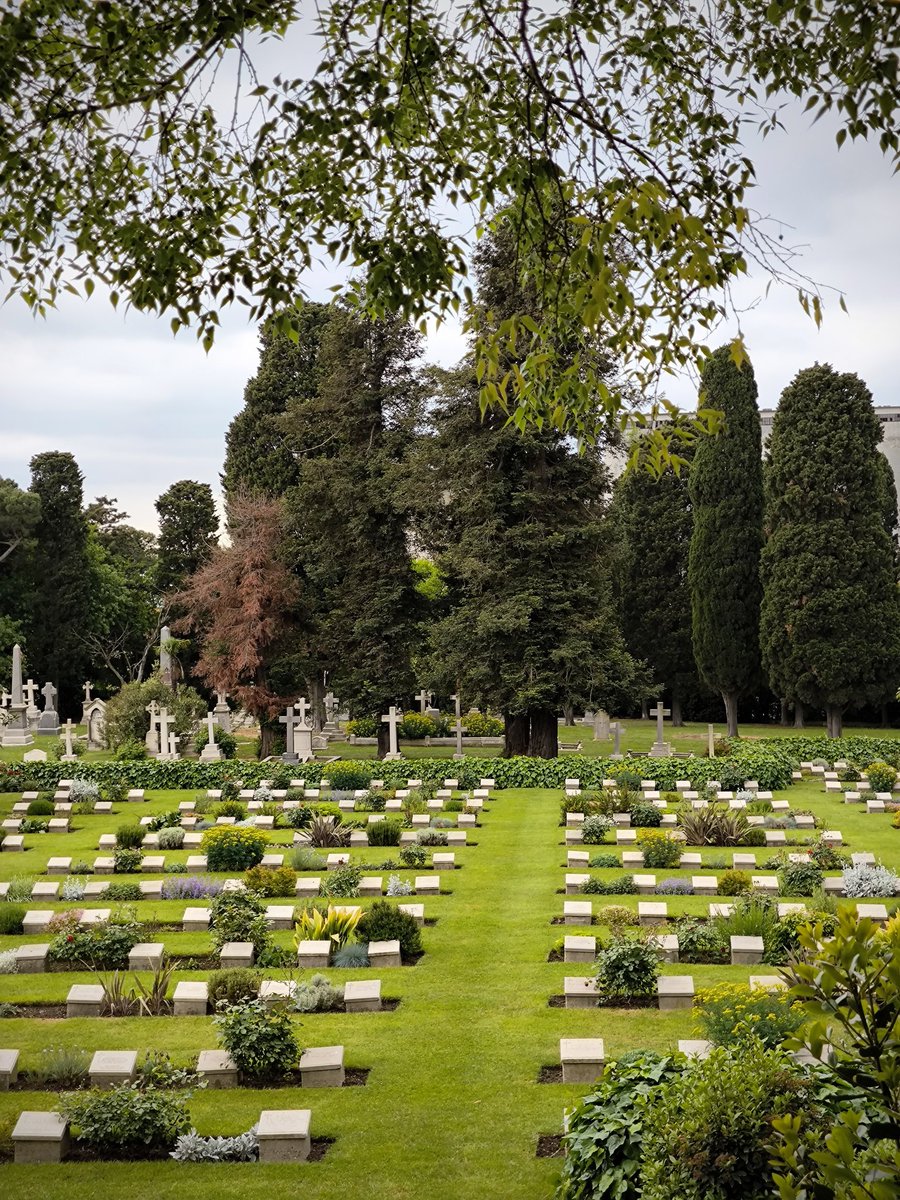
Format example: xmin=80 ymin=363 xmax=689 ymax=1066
xmin=1 ymin=644 xmax=34 ymax=747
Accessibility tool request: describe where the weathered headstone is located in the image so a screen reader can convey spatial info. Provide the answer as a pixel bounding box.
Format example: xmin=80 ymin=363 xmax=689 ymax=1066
xmin=294 ymin=697 xmax=313 ymax=763
xmin=145 ymin=699 xmax=160 ymax=754
xmin=86 ymin=702 xmax=106 ymax=750
xmin=592 ymin=710 xmax=610 ymax=740
xmin=36 ymin=681 xmax=60 ymax=736
xmin=159 ymin=624 xmax=174 ymax=687
xmin=610 ymin=721 xmax=625 ymax=759
xmin=279 ymin=704 xmax=298 ymax=762
xmin=322 ymin=690 xmax=341 ymax=737
xmin=707 ymin=723 xmax=716 ymax=757
xmin=1 ymin=644 xmax=33 ymax=747
xmin=214 ymin=690 xmax=232 ymax=734
xmin=23 ymin=678 xmax=39 ymax=729
xmin=157 ymin=707 xmax=175 ymax=759
xmin=415 ymin=688 xmax=431 ymax=715
xmin=60 ymin=719 xmax=77 ymax=762
xmin=200 ymin=711 xmax=223 ymax=761
xmin=382 ymin=705 xmax=402 ymax=760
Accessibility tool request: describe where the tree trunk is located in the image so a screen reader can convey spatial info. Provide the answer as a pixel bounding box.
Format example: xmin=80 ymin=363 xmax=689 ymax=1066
xmin=793 ymin=701 xmax=805 ymax=728
xmin=528 ymin=709 xmax=559 ymax=759
xmin=779 ymin=698 xmax=790 ymax=726
xmin=503 ymin=713 xmax=530 ymax=758
xmin=376 ymin=723 xmax=391 ymax=759
xmin=825 ymin=704 xmax=843 ymax=738
xmin=722 ymin=691 xmax=739 ymax=738
xmin=562 ymin=702 xmax=575 ymax=727
xmin=641 ymin=698 xmax=649 ymax=719
xmin=671 ymin=695 xmax=683 ymax=727
xmin=307 ymin=675 xmax=324 ymax=732
xmin=259 ymin=722 xmax=279 ymax=759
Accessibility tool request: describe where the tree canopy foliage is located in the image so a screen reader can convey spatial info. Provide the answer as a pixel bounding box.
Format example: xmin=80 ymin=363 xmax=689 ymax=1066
xmin=1 ymin=2 xmax=898 ymax=442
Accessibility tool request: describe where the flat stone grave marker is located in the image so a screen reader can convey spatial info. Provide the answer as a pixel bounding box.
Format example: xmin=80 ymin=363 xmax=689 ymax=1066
xmin=89 ymin=1050 xmax=137 ymax=1088
xmin=66 ymin=984 xmax=104 ymax=1017
xmin=197 ymin=1049 xmax=239 ymax=1088
xmin=299 ymin=1045 xmax=345 ymax=1088
xmin=173 ymin=981 xmax=208 ymax=1015
xmin=559 ymin=1037 xmax=605 ymax=1084
xmin=344 ymin=979 xmax=381 ymax=1012
xmin=657 ymin=976 xmax=694 ymax=1010
xmin=0 ymin=1048 xmax=20 ymax=1090
xmin=15 ymin=943 xmax=50 ymax=973
xmin=257 ymin=1109 xmax=312 ymax=1163
xmin=12 ymin=1111 xmax=70 ymax=1164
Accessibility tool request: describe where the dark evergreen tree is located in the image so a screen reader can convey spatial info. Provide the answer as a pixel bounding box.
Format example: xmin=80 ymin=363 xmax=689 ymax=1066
xmin=280 ymin=306 xmax=425 ymax=756
xmin=412 ymin=221 xmax=646 ymax=757
xmin=154 ymin=480 xmax=219 ymax=593
xmin=688 ymin=347 xmax=764 ymax=736
xmin=222 ymin=306 xmax=331 ymax=503
xmin=760 ymin=363 xmax=900 ymax=737
xmin=612 ymin=436 xmax=705 ymax=725
xmin=25 ymin=451 xmax=92 ymax=715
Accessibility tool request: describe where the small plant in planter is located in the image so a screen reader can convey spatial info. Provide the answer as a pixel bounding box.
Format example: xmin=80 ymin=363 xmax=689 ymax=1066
xmin=214 ymin=997 xmax=300 ymax=1081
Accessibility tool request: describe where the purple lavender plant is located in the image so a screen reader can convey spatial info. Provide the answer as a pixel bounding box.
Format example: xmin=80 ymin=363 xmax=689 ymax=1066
xmin=655 ymin=877 xmax=694 ymax=895
xmin=161 ymin=875 xmax=223 ymax=900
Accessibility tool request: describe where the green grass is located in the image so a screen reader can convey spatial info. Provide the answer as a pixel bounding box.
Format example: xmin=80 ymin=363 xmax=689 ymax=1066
xmin=0 ymin=773 xmax=898 ymax=1196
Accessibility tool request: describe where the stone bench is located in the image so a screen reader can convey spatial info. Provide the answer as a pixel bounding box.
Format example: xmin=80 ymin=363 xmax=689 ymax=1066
xmin=12 ymin=1111 xmax=70 ymax=1163
xmin=559 ymin=1037 xmax=605 ymax=1083
xmin=257 ymin=1108 xmax=312 ymax=1163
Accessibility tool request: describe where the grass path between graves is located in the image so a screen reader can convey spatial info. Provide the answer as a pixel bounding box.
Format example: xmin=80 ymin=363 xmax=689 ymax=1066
xmin=1 ymin=781 xmax=898 ymax=1198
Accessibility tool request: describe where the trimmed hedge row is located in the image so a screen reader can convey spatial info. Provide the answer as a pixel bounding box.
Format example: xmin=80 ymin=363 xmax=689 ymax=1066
xmin=753 ymin=736 xmax=900 ymax=769
xmin=0 ymin=747 xmax=795 ymax=792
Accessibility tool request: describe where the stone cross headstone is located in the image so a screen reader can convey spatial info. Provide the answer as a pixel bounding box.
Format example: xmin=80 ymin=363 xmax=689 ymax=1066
xmin=61 ymin=719 xmax=77 ymax=762
xmin=0 ymin=643 xmax=33 ymax=747
xmin=145 ymin=700 xmax=160 ymax=754
xmin=159 ymin=625 xmax=173 ymax=686
xmin=83 ymin=681 xmax=92 ymax=703
xmin=708 ymin=723 xmax=716 ymax=758
xmin=81 ymin=680 xmax=95 ymax=724
xmin=295 ymin=695 xmax=311 ymax=727
xmin=610 ymin=721 xmax=624 ymax=759
xmin=451 ymin=692 xmax=464 ymax=761
xmin=648 ymin=702 xmax=671 ymax=758
xmin=24 ymin=678 xmax=39 ymax=729
xmin=382 ymin=705 xmax=402 ymax=760
xmin=322 ymin=690 xmax=341 ymax=737
xmin=157 ymin=706 xmax=174 ymax=759
xmin=279 ymin=705 xmax=298 ymax=762
xmin=167 ymin=730 xmax=179 ymax=759
xmin=200 ymin=711 xmax=223 ymax=761
xmin=415 ymin=689 xmax=431 ymax=715
xmin=36 ymin=681 xmax=60 ymax=736
xmin=213 ymin=690 xmax=232 ymax=734
xmin=0 ymin=688 xmax=10 ymax=708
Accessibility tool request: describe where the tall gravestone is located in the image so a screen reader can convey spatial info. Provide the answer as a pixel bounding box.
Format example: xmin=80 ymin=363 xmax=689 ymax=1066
xmin=213 ymin=691 xmax=232 ymax=734
xmin=159 ymin=625 xmax=173 ymax=687
xmin=381 ymin=705 xmax=402 ymax=761
xmin=145 ymin=700 xmax=161 ymax=755
xmin=451 ymin=692 xmax=464 ymax=761
xmin=1 ymin=644 xmax=33 ymax=747
xmin=24 ymin=679 xmax=39 ymax=730
xmin=200 ymin=711 xmax=223 ymax=761
xmin=36 ymin=682 xmax=60 ymax=736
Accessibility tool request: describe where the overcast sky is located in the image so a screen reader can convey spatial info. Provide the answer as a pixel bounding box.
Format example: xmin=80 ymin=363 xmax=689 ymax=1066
xmin=1 ymin=95 xmax=897 ymax=533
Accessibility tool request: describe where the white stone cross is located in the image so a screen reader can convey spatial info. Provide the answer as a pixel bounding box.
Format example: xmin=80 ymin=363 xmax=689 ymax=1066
xmin=41 ymin=681 xmax=57 ymax=712
xmin=63 ymin=719 xmax=74 ymax=757
xmin=206 ymin=711 xmax=216 ymax=746
xmin=451 ymin=692 xmax=464 ymax=761
xmin=279 ymin=705 xmax=297 ymax=757
xmin=295 ymin=695 xmax=311 ymax=728
xmin=650 ymin=702 xmax=671 ymax=747
xmin=324 ymin=690 xmax=337 ymax=715
xmin=0 ymin=688 xmax=10 ymax=708
xmin=168 ymin=730 xmax=179 ymax=757
xmin=158 ymin=706 xmax=173 ymax=754
xmin=416 ymin=689 xmax=431 ymax=714
xmin=382 ymin=705 xmax=401 ymax=759
xmin=23 ymin=678 xmax=37 ymax=709
xmin=83 ymin=681 xmax=93 ymax=702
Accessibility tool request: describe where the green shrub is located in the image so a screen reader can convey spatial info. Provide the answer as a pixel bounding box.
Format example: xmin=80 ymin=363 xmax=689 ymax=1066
xmin=672 ymin=917 xmax=729 ymax=964
xmin=115 ymin=740 xmax=148 ymax=761
xmin=113 ymin=847 xmax=142 ymax=873
xmin=157 ymin=826 xmax=185 ymax=850
xmin=214 ymin=997 xmax=299 ymax=1080
xmin=582 ymin=874 xmax=638 ymax=895
xmin=320 ymin=864 xmax=362 ymax=898
xmin=367 ymin=819 xmax=402 ymax=847
xmin=48 ymin=911 xmax=141 ymax=969
xmin=147 ymin=810 xmax=182 ymax=831
xmin=558 ymin=1051 xmax=683 ymax=1200
xmin=292 ymin=973 xmax=343 ymax=1013
xmin=104 ymin=881 xmax=142 ymax=900
xmin=779 ymin=860 xmax=823 ymax=897
xmin=0 ymin=904 xmax=25 ymax=935
xmin=594 ymin=935 xmax=659 ymax=1001
xmin=597 ymin=904 xmax=640 ymax=930
xmin=742 ymin=827 xmax=767 ymax=847
xmin=398 ymin=711 xmax=437 ymax=739
xmin=718 ymin=869 xmax=751 ymax=896
xmin=589 ymin=852 xmax=621 ymax=868
xmin=105 ymin=678 xmax=205 ymax=752
xmin=399 ymin=843 xmax=427 ymax=868
xmin=201 ymin=825 xmax=269 ymax=871
xmin=346 ymin=716 xmax=379 ymax=738
xmin=865 ymin=760 xmax=897 ymax=793
xmin=101 ymin=780 xmax=129 ymax=803
xmin=358 ymin=899 xmax=422 ymax=958
xmin=581 ymin=814 xmax=612 ymax=843
xmin=694 ymin=982 xmax=804 ymax=1049
xmin=193 ymin=725 xmax=238 ymax=758
xmin=212 ymin=799 xmax=246 ymax=820
xmin=209 ymin=889 xmax=270 ymax=954
xmin=326 ymin=761 xmax=373 ymax=790
xmin=26 ymin=798 xmax=53 ymax=815
xmin=243 ymin=864 xmax=297 ymax=897
xmin=60 ymin=1083 xmax=191 ymax=1155
xmin=207 ymin=967 xmax=260 ymax=1008
xmin=462 ymin=712 xmax=504 ymax=737
xmin=637 ymin=830 xmax=681 ymax=869
xmin=628 ymin=802 xmax=662 ymax=828
xmin=115 ymin=823 xmax=145 ymax=849
xmin=639 ymin=1042 xmax=813 ymax=1200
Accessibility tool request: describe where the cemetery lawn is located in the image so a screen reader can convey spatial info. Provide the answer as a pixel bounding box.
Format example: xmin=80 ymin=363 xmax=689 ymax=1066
xmin=0 ymin=779 xmax=898 ymax=1197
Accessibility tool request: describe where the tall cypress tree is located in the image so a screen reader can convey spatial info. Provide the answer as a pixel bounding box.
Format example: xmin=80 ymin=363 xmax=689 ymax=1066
xmin=222 ymin=306 xmax=330 ymax=502
xmin=688 ymin=347 xmax=764 ymax=736
xmin=760 ymin=363 xmax=900 ymax=737
xmin=26 ymin=451 xmax=92 ymax=715
xmin=154 ymin=480 xmax=219 ymax=593
xmin=280 ymin=306 xmax=424 ymax=756
xmin=613 ymin=436 xmax=704 ymax=725
xmin=413 ymin=221 xmax=645 ymax=757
